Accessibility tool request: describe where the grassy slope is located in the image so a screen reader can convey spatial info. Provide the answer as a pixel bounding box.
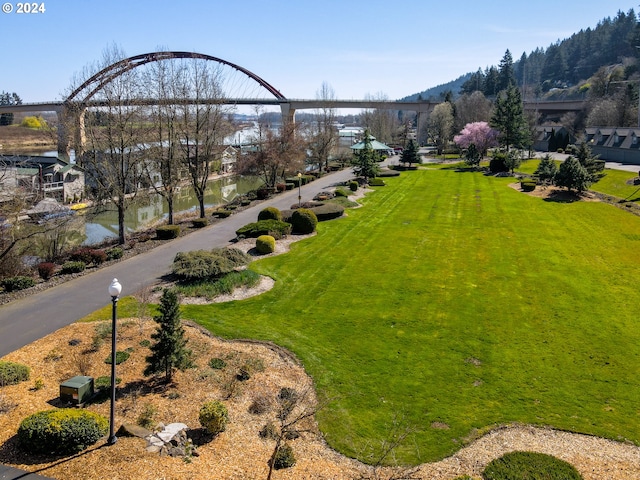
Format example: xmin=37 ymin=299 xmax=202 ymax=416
xmin=180 ymin=167 xmax=640 ymax=465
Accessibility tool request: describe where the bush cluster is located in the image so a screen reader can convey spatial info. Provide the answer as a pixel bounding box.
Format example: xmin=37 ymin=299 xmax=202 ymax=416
xmin=156 ymin=225 xmax=181 ymax=239
xmin=235 ymin=219 xmax=292 ymax=239
xmin=199 ymin=401 xmax=228 ymax=435
xmin=37 ymin=262 xmax=56 ymax=281
xmin=290 ymin=209 xmax=317 ymax=234
xmin=17 ymin=409 xmax=108 ymax=455
xmin=256 ymin=235 xmax=276 ymax=254
xmin=482 ymin=451 xmax=583 ymax=480
xmin=1 ymin=276 xmax=35 ymax=292
xmin=258 ymin=207 xmax=282 ymax=221
xmin=0 ymin=361 xmax=30 ymax=385
xmin=61 ymin=261 xmax=85 ymax=274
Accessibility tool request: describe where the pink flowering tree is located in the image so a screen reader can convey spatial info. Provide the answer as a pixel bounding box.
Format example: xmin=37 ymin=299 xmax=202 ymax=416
xmin=454 ymin=122 xmax=499 ymax=166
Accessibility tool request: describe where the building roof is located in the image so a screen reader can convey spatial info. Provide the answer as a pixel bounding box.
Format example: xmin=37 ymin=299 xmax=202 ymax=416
xmin=350 ymin=139 xmax=393 ymax=151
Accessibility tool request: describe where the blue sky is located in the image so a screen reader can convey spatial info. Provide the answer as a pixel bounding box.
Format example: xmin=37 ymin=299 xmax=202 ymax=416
xmin=1 ymin=0 xmax=638 ymax=103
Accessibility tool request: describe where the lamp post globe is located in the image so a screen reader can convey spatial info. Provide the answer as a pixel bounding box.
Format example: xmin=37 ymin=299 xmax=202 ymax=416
xmin=297 ymin=172 xmax=302 ymax=207
xmin=107 ymin=278 xmax=121 ymax=445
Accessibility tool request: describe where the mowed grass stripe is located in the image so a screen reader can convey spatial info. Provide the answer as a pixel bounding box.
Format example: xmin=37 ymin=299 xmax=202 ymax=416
xmin=185 ymin=167 xmax=640 ymax=464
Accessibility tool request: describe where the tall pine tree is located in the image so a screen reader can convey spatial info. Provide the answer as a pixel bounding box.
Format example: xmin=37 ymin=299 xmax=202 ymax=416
xmin=490 ymin=86 xmax=528 ymax=151
xmin=144 ymin=288 xmax=193 ymax=383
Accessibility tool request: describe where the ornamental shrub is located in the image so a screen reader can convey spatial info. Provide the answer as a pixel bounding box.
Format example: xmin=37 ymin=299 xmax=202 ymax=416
xmin=199 ymin=401 xmax=228 ymax=435
xmin=235 ymin=219 xmax=292 ymax=239
xmin=172 ymin=250 xmax=232 ymax=281
xmin=290 ymin=208 xmax=318 ymax=234
xmin=368 ymin=177 xmax=386 ymax=186
xmin=104 ymin=351 xmax=130 ymax=365
xmin=489 ymin=153 xmax=508 ymax=173
xmin=334 ymin=187 xmax=350 ymax=197
xmin=258 ymin=206 xmax=282 ymax=222
xmin=482 ymin=451 xmax=583 ymax=480
xmin=191 ymin=218 xmax=208 ymax=228
xmin=309 ymin=203 xmax=345 ymax=221
xmin=17 ymin=409 xmax=108 ymax=455
xmin=1 ymin=276 xmax=35 ymax=292
xmin=208 ymin=357 xmax=227 ymax=370
xmin=256 ymin=235 xmax=276 ymax=254
xmin=273 ymin=442 xmax=296 ymax=469
xmin=37 ymin=262 xmax=56 ymax=281
xmin=520 ymin=180 xmax=537 ymax=192
xmin=349 ymin=181 xmax=358 ymax=192
xmin=105 ymin=247 xmax=124 ymax=261
xmin=156 ymin=225 xmax=180 ymax=240
xmin=0 ymin=361 xmax=30 ymax=385
xmin=61 ymin=261 xmax=85 ymax=274
xmin=212 ymin=247 xmax=252 ymax=268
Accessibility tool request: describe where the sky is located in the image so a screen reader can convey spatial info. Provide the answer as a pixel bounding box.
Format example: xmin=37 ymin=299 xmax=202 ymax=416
xmin=1 ymin=0 xmax=639 ymax=104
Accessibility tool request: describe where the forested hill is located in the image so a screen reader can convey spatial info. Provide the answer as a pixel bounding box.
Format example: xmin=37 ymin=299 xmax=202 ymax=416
xmin=401 ymin=8 xmax=639 ymax=101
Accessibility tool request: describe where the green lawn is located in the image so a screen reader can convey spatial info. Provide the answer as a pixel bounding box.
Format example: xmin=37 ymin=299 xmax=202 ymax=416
xmin=181 ymin=167 xmax=640 ymax=465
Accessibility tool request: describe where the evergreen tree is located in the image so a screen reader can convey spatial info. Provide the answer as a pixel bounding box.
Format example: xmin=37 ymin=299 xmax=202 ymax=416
xmin=554 ymin=156 xmax=591 ymax=193
xmin=400 ymin=139 xmax=420 ymax=167
xmin=351 ymin=130 xmax=381 ymax=180
xmin=497 ymin=50 xmax=516 ymax=92
xmin=490 ymin=86 xmax=528 ymax=151
xmin=0 ymin=92 xmax=22 ymax=126
xmin=144 ymin=288 xmax=193 ymax=383
xmin=534 ymin=154 xmax=558 ymax=185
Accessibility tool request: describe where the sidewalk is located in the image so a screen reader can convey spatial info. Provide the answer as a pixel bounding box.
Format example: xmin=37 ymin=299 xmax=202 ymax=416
xmin=0 ymin=168 xmax=356 ymax=358
xmin=0 ymin=464 xmax=54 ymax=479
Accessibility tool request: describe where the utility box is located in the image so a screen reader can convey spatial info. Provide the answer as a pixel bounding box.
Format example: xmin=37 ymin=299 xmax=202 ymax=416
xmin=60 ymin=376 xmax=94 ymax=405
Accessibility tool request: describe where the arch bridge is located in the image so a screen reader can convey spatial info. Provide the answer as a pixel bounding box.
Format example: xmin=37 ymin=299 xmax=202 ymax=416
xmin=0 ymin=51 xmax=586 ymax=159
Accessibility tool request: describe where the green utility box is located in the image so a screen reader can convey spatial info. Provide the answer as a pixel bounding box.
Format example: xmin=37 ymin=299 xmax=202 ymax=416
xmin=60 ymin=375 xmax=94 ymax=405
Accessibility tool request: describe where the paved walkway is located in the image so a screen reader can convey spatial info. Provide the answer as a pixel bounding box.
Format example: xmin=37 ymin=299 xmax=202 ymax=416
xmin=0 ymin=168 xmax=356 ymax=358
xmin=0 ymin=464 xmax=54 ymax=479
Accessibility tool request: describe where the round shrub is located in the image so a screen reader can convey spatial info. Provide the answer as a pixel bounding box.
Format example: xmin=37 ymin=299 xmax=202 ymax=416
xmin=104 ymin=350 xmax=130 ymax=365
xmin=1 ymin=276 xmax=35 ymax=292
xmin=349 ymin=181 xmax=358 ymax=192
xmin=290 ymin=208 xmax=318 ymax=234
xmin=17 ymin=409 xmax=108 ymax=455
xmin=258 ymin=206 xmax=282 ymax=221
xmin=106 ymin=247 xmax=124 ymax=261
xmin=482 ymin=451 xmax=583 ymax=480
xmin=273 ymin=442 xmax=296 ymax=469
xmin=256 ymin=235 xmax=276 ymax=254
xmin=199 ymin=401 xmax=229 ymax=435
xmin=37 ymin=262 xmax=56 ymax=281
xmin=0 ymin=360 xmax=30 ymax=385
xmin=191 ymin=218 xmax=208 ymax=228
xmin=156 ymin=225 xmax=181 ymax=240
xmin=61 ymin=261 xmax=85 ymax=274
xmin=309 ymin=203 xmax=345 ymax=221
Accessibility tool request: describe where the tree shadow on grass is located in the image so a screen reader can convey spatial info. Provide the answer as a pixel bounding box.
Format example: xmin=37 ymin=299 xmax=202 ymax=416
xmin=542 ymin=190 xmax=583 ymax=203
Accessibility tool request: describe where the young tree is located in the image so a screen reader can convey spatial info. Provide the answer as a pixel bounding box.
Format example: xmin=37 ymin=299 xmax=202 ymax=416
xmin=454 ymin=91 xmax=492 ymax=133
xmin=351 ymin=130 xmax=381 ymax=180
xmin=144 ymin=288 xmax=193 ymax=383
xmin=399 ymin=139 xmax=420 ymax=167
xmin=453 ymin=121 xmax=499 ymax=166
xmin=308 ymin=82 xmax=338 ymax=173
xmin=554 ymin=156 xmax=591 ymax=193
xmin=360 ymin=92 xmax=398 ymax=144
xmin=490 ymin=86 xmax=529 ymax=152
xmin=534 ymin=154 xmax=558 ymax=186
xmin=426 ymin=102 xmax=454 ymax=155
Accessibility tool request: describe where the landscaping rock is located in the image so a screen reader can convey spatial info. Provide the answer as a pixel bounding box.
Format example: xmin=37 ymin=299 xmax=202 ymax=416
xmin=117 ymin=423 xmax=152 ymax=438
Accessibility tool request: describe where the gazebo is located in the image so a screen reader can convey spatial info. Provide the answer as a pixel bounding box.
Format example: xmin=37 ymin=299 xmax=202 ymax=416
xmin=350 ymin=138 xmax=393 ymax=156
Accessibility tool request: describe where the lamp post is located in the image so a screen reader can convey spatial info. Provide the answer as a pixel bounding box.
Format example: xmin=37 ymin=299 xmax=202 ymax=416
xmin=297 ymin=172 xmax=302 ymax=207
xmin=107 ymin=278 xmax=122 ymax=445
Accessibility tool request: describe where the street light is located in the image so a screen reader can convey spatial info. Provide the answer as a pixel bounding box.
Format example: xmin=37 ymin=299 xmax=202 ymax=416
xmin=297 ymin=172 xmax=302 ymax=207
xmin=107 ymin=278 xmax=122 ymax=445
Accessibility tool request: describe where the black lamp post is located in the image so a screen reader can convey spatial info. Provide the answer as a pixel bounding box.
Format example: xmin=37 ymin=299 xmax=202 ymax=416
xmin=297 ymin=172 xmax=302 ymax=207
xmin=107 ymin=278 xmax=122 ymax=445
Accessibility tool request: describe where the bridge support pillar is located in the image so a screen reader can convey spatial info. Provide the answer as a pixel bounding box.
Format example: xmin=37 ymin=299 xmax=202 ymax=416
xmin=58 ymin=105 xmax=86 ymax=161
xmin=280 ymin=103 xmax=295 ymax=124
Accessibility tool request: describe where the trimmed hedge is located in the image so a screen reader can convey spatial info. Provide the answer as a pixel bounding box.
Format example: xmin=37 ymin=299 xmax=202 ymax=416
xmin=191 ymin=218 xmax=208 ymax=228
xmin=378 ymin=169 xmax=401 ymax=177
xmin=256 ymin=235 xmax=276 ymax=254
xmin=290 ymin=208 xmax=318 ymax=234
xmin=368 ymin=178 xmax=386 ymax=186
xmin=0 ymin=361 xmax=30 ymax=385
xmin=235 ymin=219 xmax=292 ymax=239
xmin=105 ymin=247 xmax=124 ymax=261
xmin=258 ymin=206 xmax=282 ymax=222
xmin=521 ymin=180 xmax=537 ymax=192
xmin=156 ymin=225 xmax=181 ymax=239
xmin=17 ymin=409 xmax=108 ymax=455
xmin=482 ymin=451 xmax=583 ymax=480
xmin=61 ymin=261 xmax=85 ymax=274
xmin=1 ymin=276 xmax=35 ymax=292
xmin=309 ymin=203 xmax=345 ymax=221
xmin=199 ymin=401 xmax=229 ymax=435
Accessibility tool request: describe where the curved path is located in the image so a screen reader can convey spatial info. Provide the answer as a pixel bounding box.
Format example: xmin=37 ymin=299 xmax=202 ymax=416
xmin=0 ymin=168 xmax=355 ymax=358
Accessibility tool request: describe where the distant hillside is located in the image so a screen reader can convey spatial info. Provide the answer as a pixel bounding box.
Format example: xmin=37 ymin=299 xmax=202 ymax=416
xmin=400 ymin=8 xmax=639 ymax=101
xmin=399 ymin=73 xmax=472 ymax=102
